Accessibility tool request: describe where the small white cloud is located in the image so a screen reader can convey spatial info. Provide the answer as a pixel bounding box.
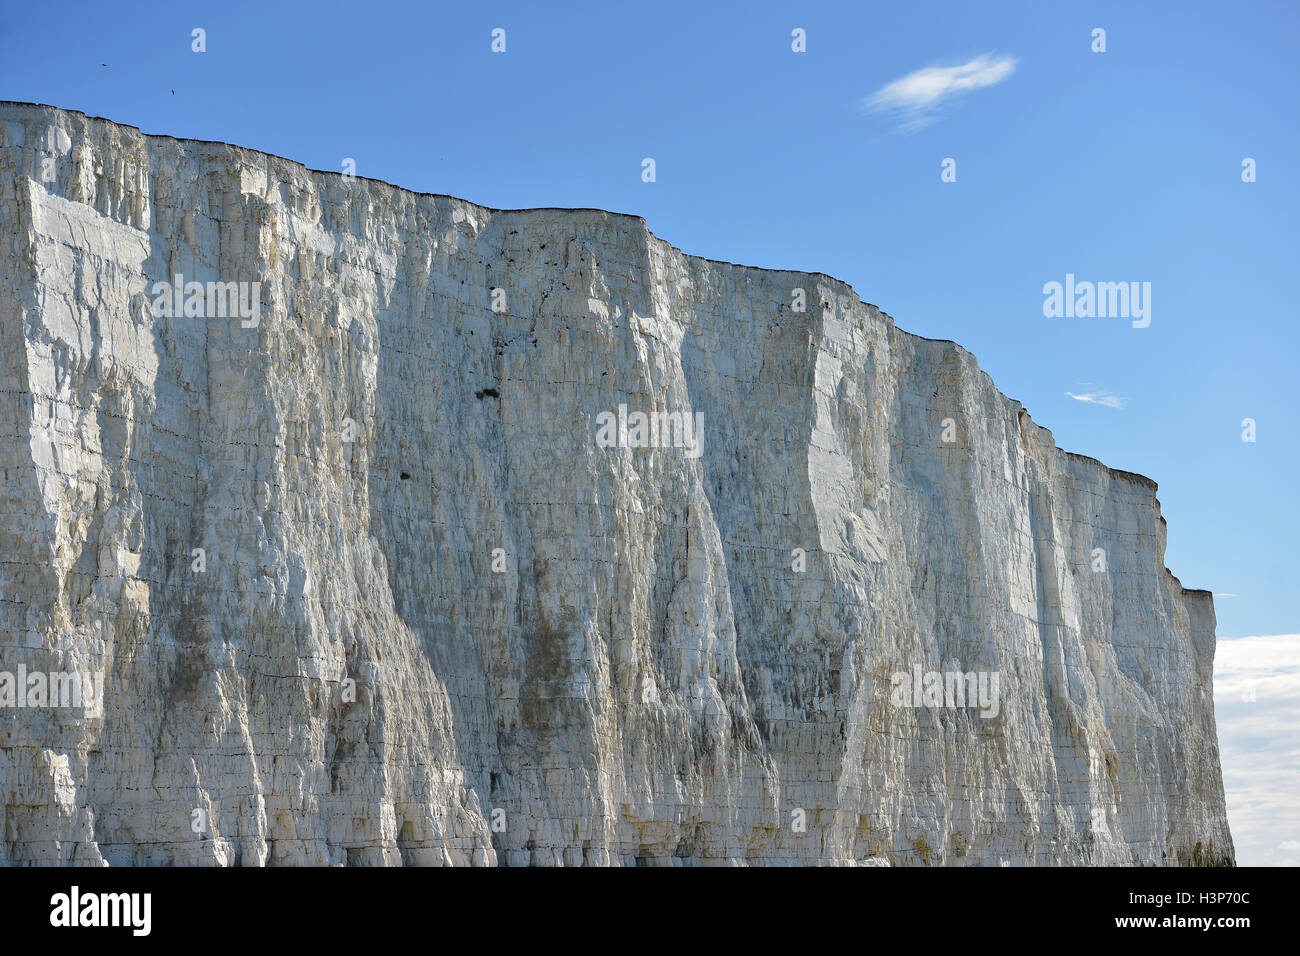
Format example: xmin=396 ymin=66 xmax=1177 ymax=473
xmin=1065 ymin=390 xmax=1124 ymax=409
xmin=862 ymin=54 xmax=1017 ymax=130
xmin=1215 ymin=593 xmax=1239 ymax=599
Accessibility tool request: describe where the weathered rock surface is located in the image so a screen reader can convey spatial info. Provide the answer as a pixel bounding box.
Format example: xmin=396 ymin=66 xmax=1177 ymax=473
xmin=0 ymin=102 xmax=1232 ymax=866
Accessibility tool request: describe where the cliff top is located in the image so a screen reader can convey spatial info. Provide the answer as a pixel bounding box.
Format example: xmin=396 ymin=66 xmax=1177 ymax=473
xmin=1 ymin=100 xmax=1174 ymax=521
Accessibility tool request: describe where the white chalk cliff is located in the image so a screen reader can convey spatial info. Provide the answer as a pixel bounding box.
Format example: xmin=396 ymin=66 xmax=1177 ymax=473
xmin=0 ymin=102 xmax=1232 ymax=866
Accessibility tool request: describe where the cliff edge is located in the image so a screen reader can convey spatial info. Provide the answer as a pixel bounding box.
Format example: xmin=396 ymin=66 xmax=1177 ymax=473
xmin=0 ymin=102 xmax=1232 ymax=865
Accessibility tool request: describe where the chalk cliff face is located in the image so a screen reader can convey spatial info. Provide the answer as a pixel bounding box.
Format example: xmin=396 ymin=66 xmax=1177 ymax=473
xmin=0 ymin=102 xmax=1232 ymax=866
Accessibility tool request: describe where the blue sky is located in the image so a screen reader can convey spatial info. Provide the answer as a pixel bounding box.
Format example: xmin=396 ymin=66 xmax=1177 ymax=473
xmin=2 ymin=1 xmax=1295 ymax=861
xmin=6 ymin=0 xmax=1292 ymax=636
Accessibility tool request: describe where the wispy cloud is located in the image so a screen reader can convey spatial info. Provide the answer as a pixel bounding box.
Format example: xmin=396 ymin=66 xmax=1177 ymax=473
xmin=1214 ymin=634 xmax=1300 ymax=866
xmin=862 ymin=54 xmax=1017 ymax=130
xmin=1065 ymin=390 xmax=1124 ymax=409
xmin=1215 ymin=593 xmax=1239 ymax=599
